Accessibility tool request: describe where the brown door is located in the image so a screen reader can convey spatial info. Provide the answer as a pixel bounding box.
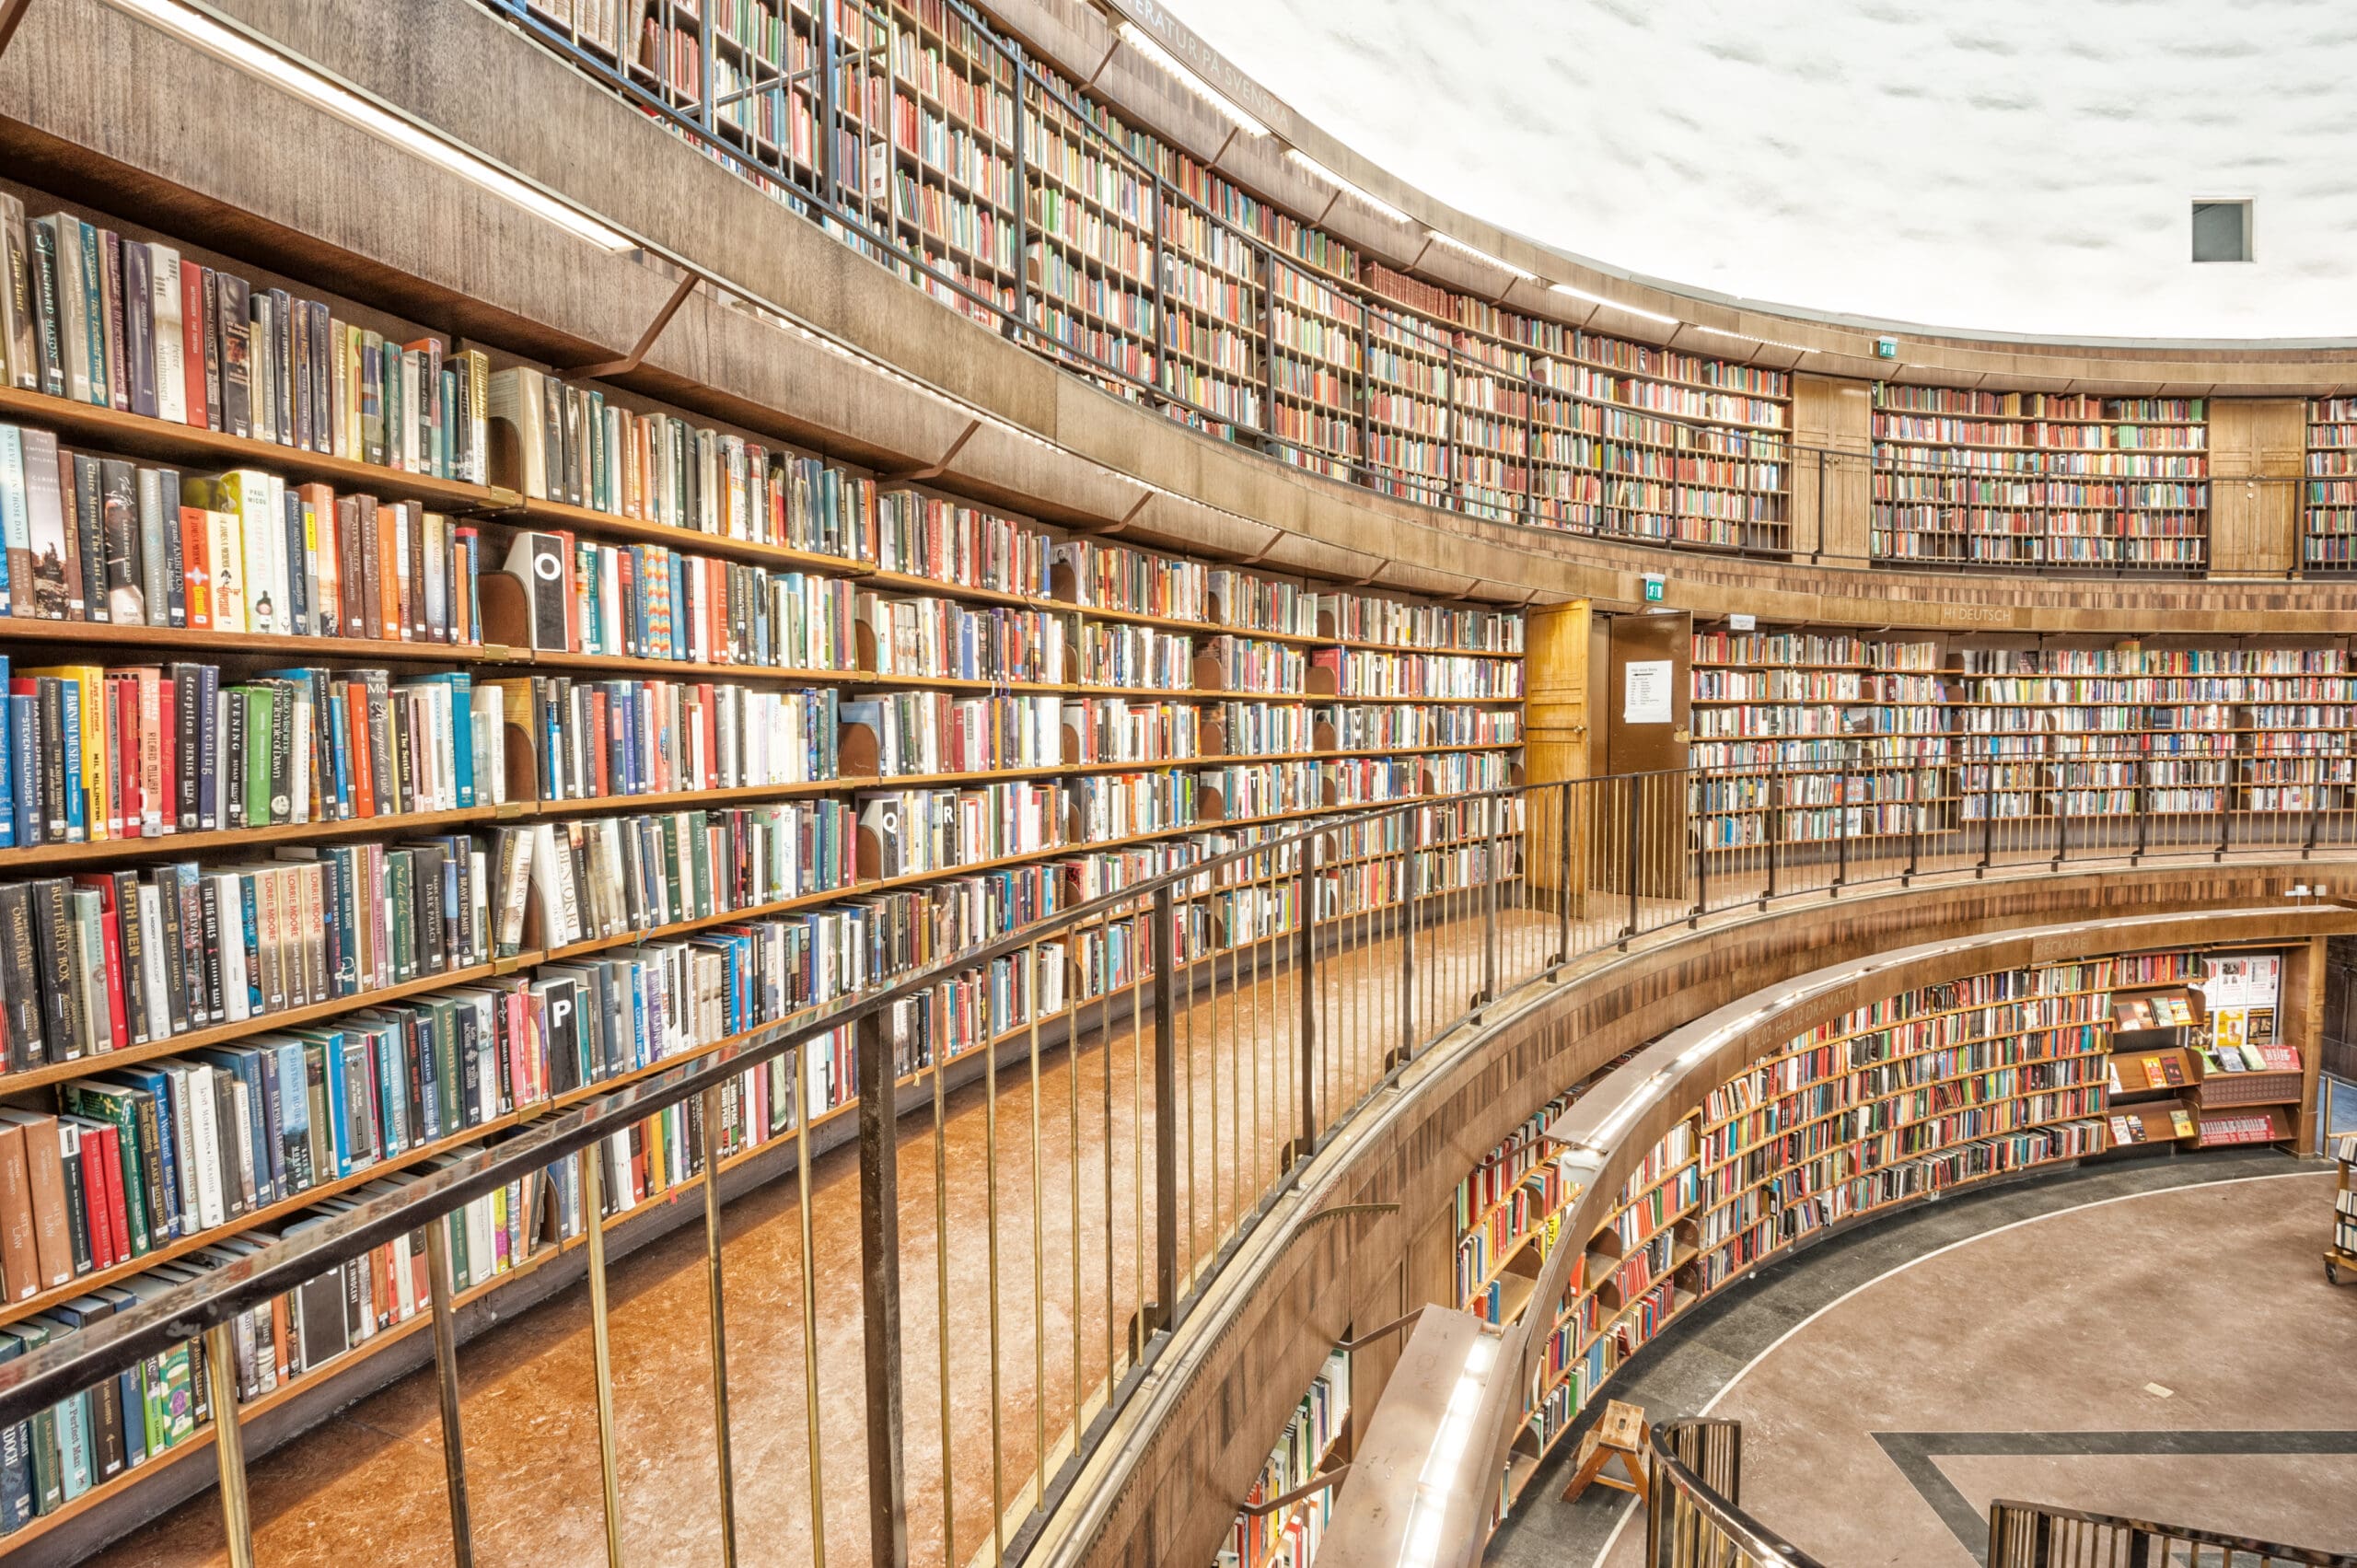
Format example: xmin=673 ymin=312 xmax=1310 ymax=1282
xmin=1594 ymin=611 xmax=1690 ymax=900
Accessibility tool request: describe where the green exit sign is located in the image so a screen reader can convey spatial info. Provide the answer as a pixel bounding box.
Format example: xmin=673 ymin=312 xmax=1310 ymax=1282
xmin=1643 ymin=573 xmax=1666 ymax=603
xmin=1875 ymin=336 xmax=1898 ymax=359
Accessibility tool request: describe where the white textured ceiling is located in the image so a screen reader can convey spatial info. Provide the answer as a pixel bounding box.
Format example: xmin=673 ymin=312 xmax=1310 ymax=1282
xmin=1161 ymin=0 xmax=2357 ymax=343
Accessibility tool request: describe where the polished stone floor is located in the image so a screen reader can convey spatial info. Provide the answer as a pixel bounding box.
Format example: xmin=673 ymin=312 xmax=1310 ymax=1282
xmin=1484 ymin=1152 xmax=2357 ymax=1568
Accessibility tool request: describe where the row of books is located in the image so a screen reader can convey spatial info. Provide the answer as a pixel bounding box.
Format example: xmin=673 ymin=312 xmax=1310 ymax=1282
xmin=3 ymin=660 xmax=485 ymax=848
xmin=0 ymin=431 xmax=480 ymax=639
xmin=0 ymin=199 xmax=489 ymax=481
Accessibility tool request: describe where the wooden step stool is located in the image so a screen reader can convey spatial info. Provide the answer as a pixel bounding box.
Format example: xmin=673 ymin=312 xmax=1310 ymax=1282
xmin=1560 ymin=1399 xmax=1649 ymax=1505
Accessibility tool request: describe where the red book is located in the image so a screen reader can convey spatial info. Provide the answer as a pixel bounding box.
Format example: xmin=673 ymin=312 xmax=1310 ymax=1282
xmin=84 ymin=1121 xmax=124 ymax=1268
xmin=346 ymin=678 xmax=376 ymax=817
xmin=177 ymin=506 xmax=212 ymax=630
xmin=376 ymin=502 xmax=403 ymax=644
xmin=179 ymin=261 xmax=207 ymax=429
xmin=156 ymin=674 xmax=176 ymax=834
xmin=111 ymin=675 xmax=138 ymax=838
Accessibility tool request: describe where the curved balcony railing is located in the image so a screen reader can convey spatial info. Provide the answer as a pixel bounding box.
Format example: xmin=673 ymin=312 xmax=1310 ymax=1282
xmin=1646 ymin=1420 xmax=1829 ymax=1568
xmin=2 ymin=761 xmax=2352 ymax=1565
xmin=1650 ymin=1425 xmax=2357 ymax=1568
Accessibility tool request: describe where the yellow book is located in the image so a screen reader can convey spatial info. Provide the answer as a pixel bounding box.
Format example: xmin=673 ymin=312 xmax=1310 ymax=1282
xmin=22 ymin=664 xmax=109 ymax=840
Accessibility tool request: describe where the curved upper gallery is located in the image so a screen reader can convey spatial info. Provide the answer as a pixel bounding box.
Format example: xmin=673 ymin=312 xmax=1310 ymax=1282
xmin=1157 ymin=0 xmax=2357 ymax=345
xmin=23 ymin=0 xmax=2357 ymax=628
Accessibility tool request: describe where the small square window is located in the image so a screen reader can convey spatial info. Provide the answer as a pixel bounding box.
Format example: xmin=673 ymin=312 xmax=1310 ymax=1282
xmin=2192 ymin=201 xmax=2253 ymax=263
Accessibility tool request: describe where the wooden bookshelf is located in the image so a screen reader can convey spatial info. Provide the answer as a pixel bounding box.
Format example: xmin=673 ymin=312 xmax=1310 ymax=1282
xmin=1871 ymin=388 xmax=2210 ymax=572
xmin=1481 ymin=940 xmax=2315 ymax=1525
xmin=2305 ymin=397 xmax=2357 ymax=572
xmin=1687 ymin=622 xmax=2357 ymax=850
xmin=0 ymin=165 xmax=1533 ymax=1552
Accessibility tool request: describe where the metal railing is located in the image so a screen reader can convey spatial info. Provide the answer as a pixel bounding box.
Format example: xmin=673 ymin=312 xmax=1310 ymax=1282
xmin=1645 ymin=1420 xmax=1829 ymax=1568
xmin=0 ymin=761 xmax=2351 ymax=1565
xmin=1646 ymin=1428 xmax=2357 ymax=1568
xmin=1990 ymin=1501 xmax=2357 ymax=1567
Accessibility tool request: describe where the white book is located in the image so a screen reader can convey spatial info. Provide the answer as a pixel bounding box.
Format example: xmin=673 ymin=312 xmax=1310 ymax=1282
xmin=214 ymin=871 xmax=251 ymax=1022
xmin=180 ymin=1060 xmax=227 ymax=1231
xmin=527 ymin=822 xmax=578 ymax=947
xmin=150 ymin=245 xmax=186 ymax=424
xmin=217 ymin=470 xmax=275 ymax=635
xmin=137 ymin=885 xmax=171 ymax=1042
xmin=468 ymin=848 xmax=490 ymax=967
xmin=249 ymin=293 xmax=274 ymax=445
xmin=0 ymin=424 xmax=28 ymax=611
xmin=287 ymin=691 xmax=312 ymax=824
xmin=470 ymin=687 xmax=504 ymax=804
xmin=261 ymin=471 xmax=288 ymax=639
xmin=226 ymin=1075 xmax=256 ymax=1211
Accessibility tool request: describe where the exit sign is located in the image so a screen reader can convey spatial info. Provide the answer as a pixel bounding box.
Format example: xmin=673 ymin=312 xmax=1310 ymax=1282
xmin=1875 ymin=336 xmax=1898 ymax=359
xmin=1642 ymin=573 xmax=1666 ymax=603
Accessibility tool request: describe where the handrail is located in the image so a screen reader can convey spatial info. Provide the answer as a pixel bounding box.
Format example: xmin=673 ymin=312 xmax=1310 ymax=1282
xmin=1643 ymin=1438 xmax=2357 ymax=1568
xmin=1646 ymin=1420 xmax=1831 ymax=1568
xmin=0 ymin=776 xmax=1522 ymax=1427
xmin=1989 ymin=1500 xmax=2357 ymax=1567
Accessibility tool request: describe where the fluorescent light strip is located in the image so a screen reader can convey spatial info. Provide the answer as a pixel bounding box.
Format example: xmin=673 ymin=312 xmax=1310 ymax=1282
xmin=1549 ymin=281 xmax=1678 ymax=326
xmin=1285 ymin=149 xmax=1412 ymax=225
xmin=1688 ymin=321 xmax=1815 ymax=354
xmin=1119 ymin=23 xmax=1270 ymax=137
xmin=1425 ymin=229 xmax=1535 ymax=280
xmin=108 ymin=0 xmax=634 ymax=252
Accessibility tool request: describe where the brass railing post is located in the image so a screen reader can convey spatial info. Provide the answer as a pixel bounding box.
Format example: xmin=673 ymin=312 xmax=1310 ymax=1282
xmin=424 ymin=1221 xmax=476 ymax=1568
xmin=1554 ymin=783 xmax=1573 ymax=964
xmin=1295 ymin=832 xmax=1319 ymax=1156
xmin=1621 ymin=776 xmax=1640 ymax=947
xmin=699 ymin=1082 xmax=739 ymax=1568
xmin=1479 ymin=798 xmax=1500 ymax=1008
xmin=856 ymin=1011 xmax=910 ymax=1568
xmin=1399 ymin=807 xmax=1421 ymax=1063
xmin=1150 ymin=884 xmax=1179 ymax=1336
xmin=1690 ymin=771 xmax=1708 ymax=925
xmin=203 ymin=1320 xmax=257 ymax=1568
xmin=580 ymin=1146 xmax=626 ymax=1568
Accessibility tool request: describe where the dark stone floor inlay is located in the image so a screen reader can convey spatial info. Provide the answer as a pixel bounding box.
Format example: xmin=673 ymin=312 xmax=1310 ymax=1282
xmin=1872 ymin=1430 xmax=2357 ymax=1563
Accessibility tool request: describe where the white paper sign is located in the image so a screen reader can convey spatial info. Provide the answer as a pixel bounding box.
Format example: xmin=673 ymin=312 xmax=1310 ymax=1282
xmin=1623 ymin=659 xmax=1673 ymax=724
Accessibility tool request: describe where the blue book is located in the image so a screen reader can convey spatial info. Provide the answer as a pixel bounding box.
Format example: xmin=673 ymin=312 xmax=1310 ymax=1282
xmin=6 ymin=693 xmax=32 ymax=850
xmin=54 ymin=679 xmax=81 ymax=840
xmin=0 ymin=656 xmax=14 ymax=850
xmin=269 ymin=1040 xmax=312 ymax=1192
xmin=325 ymin=685 xmax=353 ymax=818
xmin=236 ymin=877 xmax=263 ymax=1016
xmin=280 ymin=490 xmax=308 ymax=638
xmin=447 ymin=672 xmax=474 ymax=808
